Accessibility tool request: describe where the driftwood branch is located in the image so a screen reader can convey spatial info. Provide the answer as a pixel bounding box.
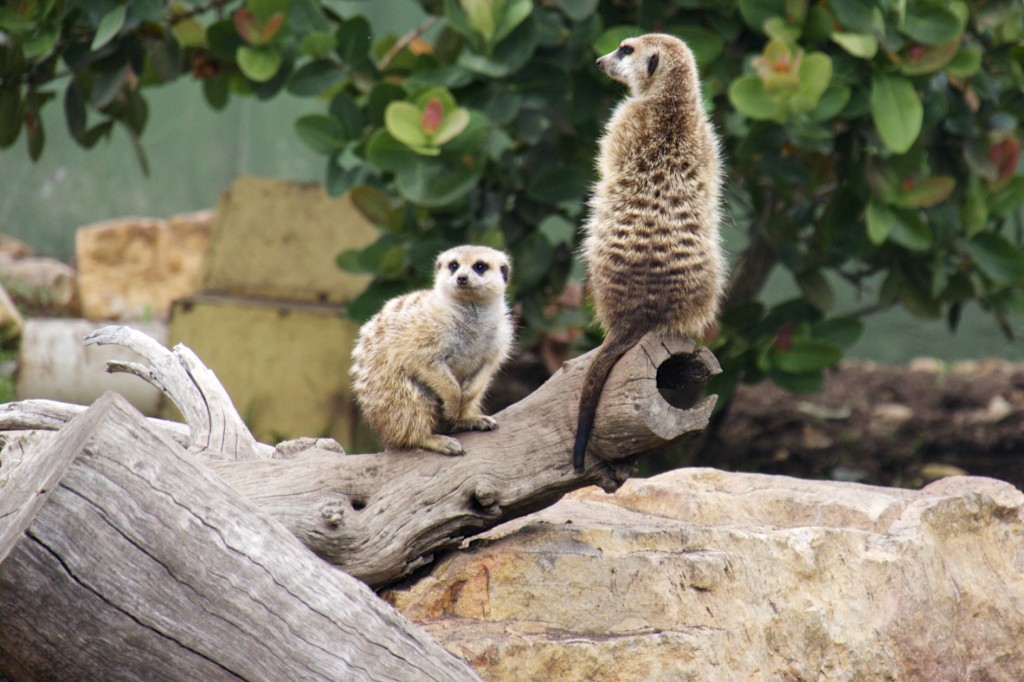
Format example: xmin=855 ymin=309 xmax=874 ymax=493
xmin=1 ymin=325 xmax=719 ymax=588
xmin=0 ymin=393 xmax=478 ymax=681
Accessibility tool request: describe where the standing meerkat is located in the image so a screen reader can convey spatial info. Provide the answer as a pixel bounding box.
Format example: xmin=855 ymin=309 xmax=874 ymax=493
xmin=351 ymin=245 xmax=514 ymax=456
xmin=574 ymin=33 xmax=726 ymax=473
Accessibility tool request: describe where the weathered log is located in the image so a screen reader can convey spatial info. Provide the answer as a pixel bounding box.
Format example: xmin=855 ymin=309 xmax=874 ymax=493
xmin=0 ymin=393 xmax=478 ymax=681
xmin=1 ymin=325 xmax=719 ymax=588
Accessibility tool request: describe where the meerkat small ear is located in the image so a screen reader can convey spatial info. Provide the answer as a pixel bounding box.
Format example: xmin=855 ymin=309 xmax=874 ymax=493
xmin=647 ymin=52 xmax=659 ymax=77
xmin=500 ymin=264 xmax=509 ymax=283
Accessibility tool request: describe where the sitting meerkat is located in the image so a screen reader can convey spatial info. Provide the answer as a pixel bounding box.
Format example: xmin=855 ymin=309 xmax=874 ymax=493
xmin=350 ymin=245 xmax=514 ymax=455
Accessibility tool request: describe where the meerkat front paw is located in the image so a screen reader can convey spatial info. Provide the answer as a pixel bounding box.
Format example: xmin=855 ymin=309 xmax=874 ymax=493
xmin=416 ymin=434 xmax=466 ymax=456
xmin=454 ymin=415 xmax=498 ymax=432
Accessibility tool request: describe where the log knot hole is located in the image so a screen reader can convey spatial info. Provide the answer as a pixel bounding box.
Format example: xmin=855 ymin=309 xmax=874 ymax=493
xmin=656 ymin=349 xmax=717 ymax=410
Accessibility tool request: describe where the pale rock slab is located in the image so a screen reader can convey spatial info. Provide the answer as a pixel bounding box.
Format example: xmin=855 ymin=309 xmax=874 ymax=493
xmin=388 ymin=468 xmax=1024 ymax=681
xmin=76 ymin=210 xmax=212 ymax=320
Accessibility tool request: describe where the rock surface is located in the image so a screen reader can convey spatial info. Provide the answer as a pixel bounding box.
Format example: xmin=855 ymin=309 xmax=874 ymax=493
xmin=75 ymin=211 xmax=213 ymax=320
xmin=387 ymin=468 xmax=1024 ymax=681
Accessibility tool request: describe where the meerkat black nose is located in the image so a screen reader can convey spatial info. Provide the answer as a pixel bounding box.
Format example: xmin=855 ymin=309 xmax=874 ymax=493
xmin=456 ymin=274 xmax=469 ymax=285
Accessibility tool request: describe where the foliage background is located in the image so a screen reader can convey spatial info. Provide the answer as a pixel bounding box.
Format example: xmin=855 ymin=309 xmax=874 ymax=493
xmin=2 ymin=0 xmax=1024 ymax=401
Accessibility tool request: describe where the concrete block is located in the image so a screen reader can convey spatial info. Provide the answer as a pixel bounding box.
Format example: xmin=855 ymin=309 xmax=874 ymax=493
xmin=169 ymin=293 xmax=373 ymax=450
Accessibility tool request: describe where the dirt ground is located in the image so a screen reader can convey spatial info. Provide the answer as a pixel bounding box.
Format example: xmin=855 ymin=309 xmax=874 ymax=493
xmin=696 ymin=359 xmax=1024 ymax=492
xmin=491 ymin=353 xmax=1024 ymax=492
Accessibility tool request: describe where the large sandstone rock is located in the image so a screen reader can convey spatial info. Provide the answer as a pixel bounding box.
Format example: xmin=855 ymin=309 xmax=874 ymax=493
xmin=76 ymin=211 xmax=213 ymax=320
xmin=387 ymin=468 xmax=1024 ymax=681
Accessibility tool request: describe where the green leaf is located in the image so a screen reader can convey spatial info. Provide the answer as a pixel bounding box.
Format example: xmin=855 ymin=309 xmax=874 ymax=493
xmin=728 ymin=76 xmax=778 ymax=121
xmin=901 ymin=2 xmax=962 ymax=45
xmin=395 ymin=159 xmax=479 ymax=208
xmin=795 ymin=270 xmax=833 ymax=312
xmin=294 ymin=114 xmax=346 ymax=155
xmin=0 ymin=8 xmax=34 ymax=32
xmin=811 ymin=316 xmax=864 ymax=350
xmin=329 ymin=93 xmax=363 ymax=139
xmin=967 ymin=233 xmax=1024 ymax=284
xmin=300 ymin=30 xmax=337 ymax=57
xmin=92 ymin=5 xmax=126 ymax=52
xmin=385 ymin=101 xmax=435 ymax=155
xmin=865 ymin=200 xmax=895 ymax=245
xmin=288 ymin=59 xmax=345 ymax=96
xmin=592 ymin=26 xmax=642 ymax=56
xmin=0 ymin=88 xmax=22 ymax=148
xmin=538 ymin=214 xmax=577 ymax=247
xmin=512 ymin=232 xmax=555 ymax=290
xmin=24 ymin=27 xmax=59 ymax=59
xmin=738 ymin=0 xmax=785 ymax=33
xmin=237 ymin=45 xmax=283 ymax=82
xmin=889 ymin=176 xmax=955 ymax=209
xmin=350 ymin=185 xmax=403 ymax=231
xmin=556 ymin=0 xmax=598 ymax=22
xmin=365 ymin=129 xmax=419 ymax=172
xmin=947 ymin=47 xmax=982 ymax=77
xmin=870 ymin=73 xmax=922 ymax=154
xmin=493 ymin=0 xmax=533 ymax=45
xmin=432 ymin=107 xmax=470 ymax=146
xmin=771 ymin=337 xmax=843 ymax=373
xmin=808 ymin=84 xmax=851 ymax=122
xmin=26 ymin=113 xmax=44 ymax=161
xmin=988 ymin=176 xmax=1024 ymax=218
xmin=669 ymin=25 xmax=726 ymax=67
xmin=831 ymin=32 xmax=878 ymax=59
xmin=526 ymin=167 xmax=589 ymax=204
xmin=795 ymin=52 xmax=832 ymax=110
xmin=829 ymin=0 xmax=884 ymax=34
xmin=889 ymin=210 xmax=932 ymax=251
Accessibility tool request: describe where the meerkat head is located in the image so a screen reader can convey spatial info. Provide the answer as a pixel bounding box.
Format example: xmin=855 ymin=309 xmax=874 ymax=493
xmin=595 ymin=33 xmax=697 ymax=98
xmin=434 ymin=245 xmax=511 ymax=305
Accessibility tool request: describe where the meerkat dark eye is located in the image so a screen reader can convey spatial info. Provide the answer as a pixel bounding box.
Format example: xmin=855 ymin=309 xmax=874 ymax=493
xmin=472 ymin=261 xmax=489 ymax=275
xmin=617 ymin=44 xmax=634 ymax=57
xmin=448 ymin=261 xmax=459 ymax=272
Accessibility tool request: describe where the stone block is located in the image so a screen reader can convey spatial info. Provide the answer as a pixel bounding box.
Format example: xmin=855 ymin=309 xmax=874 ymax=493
xmin=200 ymin=177 xmax=377 ymax=304
xmin=76 ymin=210 xmax=213 ymax=321
xmin=17 ymin=318 xmax=166 ymax=415
xmin=168 ymin=293 xmax=373 ymax=450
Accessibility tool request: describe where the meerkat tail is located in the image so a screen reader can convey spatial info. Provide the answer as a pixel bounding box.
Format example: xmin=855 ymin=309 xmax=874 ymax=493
xmin=572 ymin=328 xmax=645 ymax=473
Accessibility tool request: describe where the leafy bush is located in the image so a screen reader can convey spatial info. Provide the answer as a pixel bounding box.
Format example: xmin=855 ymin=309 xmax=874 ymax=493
xmin=3 ymin=0 xmax=1024 ymax=405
